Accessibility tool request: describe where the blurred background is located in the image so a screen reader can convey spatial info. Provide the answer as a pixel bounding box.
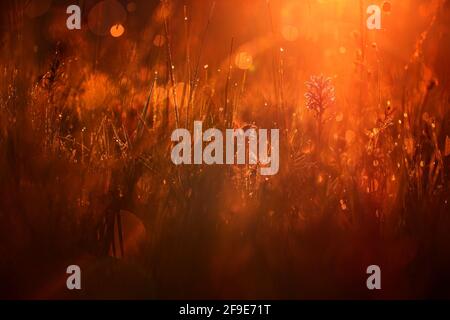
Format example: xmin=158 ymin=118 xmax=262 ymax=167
xmin=0 ymin=0 xmax=450 ymax=299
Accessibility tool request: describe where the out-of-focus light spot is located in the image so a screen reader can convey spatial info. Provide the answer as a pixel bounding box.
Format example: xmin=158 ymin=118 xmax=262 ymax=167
xmin=345 ymin=130 xmax=356 ymax=144
xmin=324 ymin=49 xmax=333 ymax=58
xmin=127 ymin=2 xmax=137 ymax=12
xmin=204 ymin=64 xmax=209 ymax=69
xmin=317 ymin=174 xmax=324 ymax=184
xmin=153 ymin=34 xmax=165 ymax=47
xmin=382 ymin=1 xmax=392 ymax=13
xmin=282 ymin=25 xmax=299 ymax=42
xmin=339 ymin=46 xmax=346 ymax=54
xmin=110 ymin=24 xmax=125 ymax=37
xmin=335 ymin=112 xmax=344 ymax=122
xmin=25 ymin=0 xmax=52 ymax=18
xmin=235 ymin=52 xmax=253 ymax=70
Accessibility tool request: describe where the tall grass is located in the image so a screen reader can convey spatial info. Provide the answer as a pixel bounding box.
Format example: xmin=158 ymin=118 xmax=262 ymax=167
xmin=0 ymin=0 xmax=449 ymax=299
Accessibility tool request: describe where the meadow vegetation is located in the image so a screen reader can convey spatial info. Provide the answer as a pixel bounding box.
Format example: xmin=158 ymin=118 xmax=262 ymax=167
xmin=0 ymin=0 xmax=450 ymax=299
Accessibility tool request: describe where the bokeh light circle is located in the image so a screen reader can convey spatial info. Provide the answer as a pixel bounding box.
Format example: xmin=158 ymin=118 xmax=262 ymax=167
xmin=25 ymin=0 xmax=52 ymax=18
xmin=110 ymin=24 xmax=125 ymax=38
xmin=235 ymin=52 xmax=253 ymax=70
xmin=127 ymin=2 xmax=137 ymax=13
xmin=382 ymin=1 xmax=392 ymax=13
xmin=282 ymin=25 xmax=299 ymax=42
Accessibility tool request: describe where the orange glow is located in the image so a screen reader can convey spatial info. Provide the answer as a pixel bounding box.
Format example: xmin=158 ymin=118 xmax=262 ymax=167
xmin=235 ymin=52 xmax=253 ymax=70
xmin=110 ymin=24 xmax=125 ymax=38
xmin=127 ymin=1 xmax=137 ymax=13
xmin=153 ymin=34 xmax=165 ymax=47
xmin=2 ymin=0 xmax=450 ymax=300
xmin=281 ymin=25 xmax=299 ymax=42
